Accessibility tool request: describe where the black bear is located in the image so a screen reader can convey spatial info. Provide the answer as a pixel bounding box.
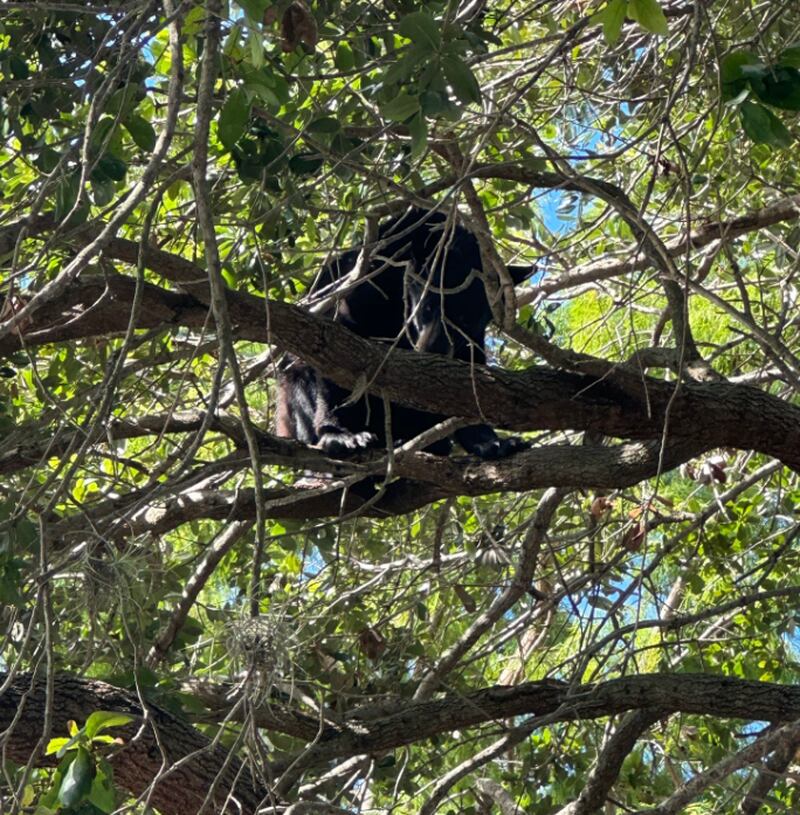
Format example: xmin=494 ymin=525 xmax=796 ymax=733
xmin=276 ymin=208 xmax=532 ymax=459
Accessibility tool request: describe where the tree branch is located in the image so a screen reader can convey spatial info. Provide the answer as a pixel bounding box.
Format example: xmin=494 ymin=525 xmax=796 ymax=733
xmin=7 ymin=672 xmax=800 ymax=809
xmin=0 ymin=673 xmax=262 ymax=815
xmin=641 ymin=718 xmax=800 ymax=815
xmin=272 ymin=673 xmax=800 ymax=774
xmin=2 ymin=270 xmax=798 ymax=474
xmin=738 ymin=730 xmax=800 ymax=815
xmin=556 ymin=710 xmax=663 ymax=815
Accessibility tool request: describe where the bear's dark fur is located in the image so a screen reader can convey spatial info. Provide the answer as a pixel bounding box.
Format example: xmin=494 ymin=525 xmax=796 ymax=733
xmin=276 ymin=208 xmax=532 ymax=459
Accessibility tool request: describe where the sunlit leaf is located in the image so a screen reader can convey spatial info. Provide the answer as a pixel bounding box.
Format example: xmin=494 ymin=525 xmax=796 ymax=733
xmin=85 ymin=711 xmax=133 ymax=740
xmin=627 ymin=0 xmax=668 ymax=36
xmin=217 ymin=88 xmax=250 ymax=150
xmin=380 ymin=90 xmax=420 ymax=121
xmin=442 ymin=54 xmax=481 ymax=105
xmin=398 ymin=11 xmax=440 ymax=50
xmin=594 ymin=0 xmax=627 ymax=45
xmin=58 ymin=746 xmax=95 ymax=808
xmin=739 ymin=100 xmax=792 ymax=147
xmin=123 ymin=114 xmax=157 ymax=152
xmin=45 ymin=737 xmax=71 ymax=756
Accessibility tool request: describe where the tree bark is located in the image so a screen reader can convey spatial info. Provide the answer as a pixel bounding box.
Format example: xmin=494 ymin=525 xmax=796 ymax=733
xmin=6 ymin=671 xmax=800 ymax=805
xmin=2 ymin=271 xmax=798 ymax=473
xmin=0 ymin=673 xmax=263 ymax=815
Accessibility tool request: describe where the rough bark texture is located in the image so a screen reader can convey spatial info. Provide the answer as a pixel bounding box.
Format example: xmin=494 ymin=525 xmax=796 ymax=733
xmin=6 ymin=671 xmax=800 ymax=811
xmin=555 ymin=710 xmax=663 ymax=815
xmin=2 ymin=271 xmax=798 ymax=480
xmin=0 ymin=673 xmax=263 ymax=815
xmin=274 ymin=672 xmax=800 ymax=770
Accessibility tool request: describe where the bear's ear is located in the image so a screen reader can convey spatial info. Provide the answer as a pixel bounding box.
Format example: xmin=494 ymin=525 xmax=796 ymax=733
xmin=507 ymin=263 xmax=535 ymax=285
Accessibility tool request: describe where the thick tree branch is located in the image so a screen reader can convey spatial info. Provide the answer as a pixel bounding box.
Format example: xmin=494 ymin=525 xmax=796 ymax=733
xmin=7 ymin=671 xmax=800 ymax=808
xmin=272 ymin=672 xmax=800 ymax=773
xmin=2 ymin=270 xmax=798 ymax=474
xmin=48 ymin=439 xmax=704 ymax=542
xmin=0 ymin=673 xmax=262 ymax=815
xmin=181 ymin=679 xmax=323 ymax=742
xmin=475 ymin=779 xmax=523 ymax=815
xmin=556 ymin=710 xmax=663 ymax=815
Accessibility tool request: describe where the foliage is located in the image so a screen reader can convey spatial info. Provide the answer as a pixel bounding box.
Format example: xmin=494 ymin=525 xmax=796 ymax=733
xmin=33 ymin=713 xmax=131 ymax=815
xmin=0 ymin=1 xmax=799 ymax=814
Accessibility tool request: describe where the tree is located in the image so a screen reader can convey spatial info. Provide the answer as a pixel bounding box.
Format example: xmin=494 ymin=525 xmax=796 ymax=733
xmin=1 ymin=0 xmax=800 ymax=812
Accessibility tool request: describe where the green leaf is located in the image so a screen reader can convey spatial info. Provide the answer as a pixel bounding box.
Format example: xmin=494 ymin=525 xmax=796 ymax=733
xmin=243 ymin=69 xmax=272 ymax=101
xmin=269 ymin=73 xmax=290 ymax=106
xmin=288 ymin=152 xmax=324 ymax=174
xmin=58 ymin=746 xmax=95 ymax=808
xmin=34 ymin=146 xmax=61 ymax=173
xmin=88 ymin=759 xmax=117 ymax=814
xmin=91 ymin=735 xmax=119 ymax=745
xmin=106 ymin=83 xmax=144 ymax=116
xmin=95 ymin=153 xmax=127 ymax=182
xmin=627 ymin=0 xmax=668 ymax=36
xmin=384 ymin=46 xmax=426 ymax=85
xmin=55 ymin=173 xmax=80 ymax=220
xmin=281 ymin=551 xmax=302 ymax=575
xmin=53 ymin=726 xmax=85 ymax=758
xmin=217 ymin=88 xmax=250 ymax=150
xmin=740 ymin=63 xmax=769 ymax=80
xmin=380 ymin=90 xmax=420 ymax=122
xmin=173 ymin=614 xmax=205 ymax=648
xmin=45 ymin=738 xmax=71 ymax=756
xmin=235 ymin=0 xmax=270 ymax=19
xmin=90 ymin=117 xmax=119 ymax=153
xmin=398 ymin=11 xmax=441 ymax=50
xmin=243 ymin=67 xmax=289 ymax=108
xmin=778 ymin=44 xmax=800 ymax=69
xmin=233 ymin=150 xmax=263 ymax=183
xmin=39 ymin=759 xmax=68 ymax=810
xmin=85 ymin=711 xmax=133 ymax=740
xmin=221 ymin=266 xmax=238 ymax=288
xmin=91 ymin=177 xmax=116 ymax=207
xmin=420 ymin=90 xmax=446 ymax=116
xmin=123 ymin=114 xmax=157 ymax=152
xmin=183 ymin=4 xmax=207 ymax=35
xmin=739 ymin=101 xmax=792 ymax=148
xmin=335 ymin=42 xmax=355 ymax=71
xmin=8 ymin=53 xmax=29 ymax=80
xmin=441 ymin=55 xmax=481 ymax=106
xmin=408 ymin=113 xmax=427 ymax=159
xmin=329 ymin=131 xmax=354 ymax=159
xmin=594 ymin=0 xmax=627 ymax=46
xmin=720 ymin=50 xmax=760 ymax=101
xmin=0 ymin=556 xmax=24 ymax=607
xmin=751 ymin=68 xmax=800 ymax=111
xmin=307 ymin=116 xmax=341 ymax=134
